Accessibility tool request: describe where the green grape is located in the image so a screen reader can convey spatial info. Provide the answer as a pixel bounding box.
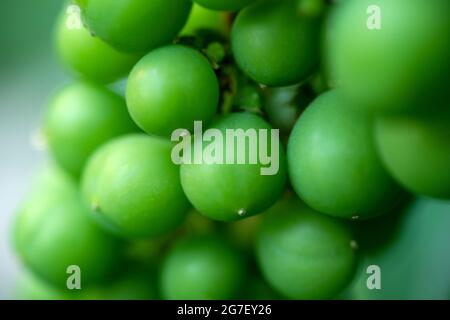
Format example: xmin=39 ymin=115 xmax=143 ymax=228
xmin=81 ymin=134 xmax=190 ymax=239
xmin=160 ymin=235 xmax=246 ymax=300
xmin=14 ymin=166 xmax=124 ymax=287
xmin=351 ymin=198 xmax=450 ymax=299
xmin=256 ymin=195 xmax=357 ymax=299
xmin=180 ymin=112 xmax=287 ymax=222
xmin=74 ymin=0 xmax=192 ymax=53
xmin=287 ymin=90 xmax=402 ymax=219
xmin=324 ymin=0 xmax=450 ymax=113
xmin=231 ymin=0 xmax=320 ymax=87
xmin=375 ymin=112 xmax=450 ymax=199
xmin=194 ymin=0 xmax=257 ymax=11
xmin=181 ymin=3 xmax=229 ymax=36
xmin=55 ymin=5 xmax=140 ymax=83
xmin=44 ymin=82 xmax=138 ymax=177
xmin=126 ymin=45 xmax=219 ymax=137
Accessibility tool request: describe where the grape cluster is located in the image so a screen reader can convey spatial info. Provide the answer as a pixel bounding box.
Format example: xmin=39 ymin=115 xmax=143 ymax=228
xmin=13 ymin=0 xmax=450 ymax=300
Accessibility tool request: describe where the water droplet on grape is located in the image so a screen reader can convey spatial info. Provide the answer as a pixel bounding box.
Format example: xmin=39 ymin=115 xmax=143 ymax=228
xmin=237 ymin=209 xmax=246 ymax=217
xmin=351 ymin=215 xmax=360 ymax=221
xmin=350 ymin=240 xmax=359 ymax=250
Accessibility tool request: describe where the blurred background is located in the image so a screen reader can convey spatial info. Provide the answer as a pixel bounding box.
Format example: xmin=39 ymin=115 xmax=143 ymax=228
xmin=0 ymin=0 xmax=68 ymax=298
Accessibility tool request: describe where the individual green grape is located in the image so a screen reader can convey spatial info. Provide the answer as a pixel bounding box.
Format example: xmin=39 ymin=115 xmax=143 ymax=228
xmin=126 ymin=45 xmax=219 ymax=137
xmin=231 ymin=0 xmax=320 ymax=87
xmin=324 ymin=0 xmax=450 ymax=113
xmin=287 ymin=90 xmax=403 ymax=219
xmin=180 ymin=112 xmax=287 ymax=222
xmin=44 ymin=82 xmax=138 ymax=177
xmin=351 ymin=198 xmax=450 ymax=299
xmin=55 ymin=5 xmax=140 ymax=83
xmin=181 ymin=3 xmax=229 ymax=36
xmin=81 ymin=134 xmax=190 ymax=239
xmin=74 ymin=0 xmax=192 ymax=53
xmin=194 ymin=0 xmax=257 ymax=11
xmin=160 ymin=235 xmax=246 ymax=300
xmin=375 ymin=112 xmax=450 ymax=199
xmin=256 ymin=195 xmax=357 ymax=299
xmin=14 ymin=166 xmax=124 ymax=287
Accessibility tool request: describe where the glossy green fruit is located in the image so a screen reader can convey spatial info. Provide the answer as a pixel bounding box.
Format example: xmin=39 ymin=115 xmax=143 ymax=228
xmin=232 ymin=0 xmax=320 ymax=87
xmin=55 ymin=5 xmax=140 ymax=83
xmin=14 ymin=166 xmax=123 ymax=287
xmin=375 ymin=112 xmax=450 ymax=199
xmin=325 ymin=0 xmax=450 ymax=113
xmin=288 ymin=90 xmax=402 ymax=219
xmin=75 ymin=0 xmax=192 ymax=52
xmin=351 ymin=198 xmax=450 ymax=299
xmin=160 ymin=235 xmax=246 ymax=299
xmin=45 ymin=82 xmax=137 ymax=177
xmin=180 ymin=112 xmax=287 ymax=222
xmin=194 ymin=0 xmax=256 ymax=11
xmin=81 ymin=134 xmax=190 ymax=239
xmin=181 ymin=3 xmax=229 ymax=36
xmin=257 ymin=195 xmax=357 ymax=299
xmin=126 ymin=45 xmax=219 ymax=137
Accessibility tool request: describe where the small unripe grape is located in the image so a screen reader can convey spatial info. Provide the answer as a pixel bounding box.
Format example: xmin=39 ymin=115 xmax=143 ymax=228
xmin=324 ymin=0 xmax=450 ymax=113
xmin=160 ymin=235 xmax=246 ymax=299
xmin=288 ymin=90 xmax=403 ymax=219
xmin=55 ymin=5 xmax=140 ymax=83
xmin=74 ymin=0 xmax=192 ymax=53
xmin=44 ymin=82 xmax=138 ymax=177
xmin=232 ymin=0 xmax=320 ymax=87
xmin=81 ymin=134 xmax=190 ymax=239
xmin=180 ymin=112 xmax=287 ymax=222
xmin=126 ymin=45 xmax=219 ymax=137
xmin=257 ymin=195 xmax=357 ymax=299
xmin=14 ymin=167 xmax=124 ymax=287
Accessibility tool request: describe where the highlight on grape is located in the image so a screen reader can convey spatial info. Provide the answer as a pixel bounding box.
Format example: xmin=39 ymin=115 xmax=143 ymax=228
xmin=171 ymin=121 xmax=280 ymax=176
